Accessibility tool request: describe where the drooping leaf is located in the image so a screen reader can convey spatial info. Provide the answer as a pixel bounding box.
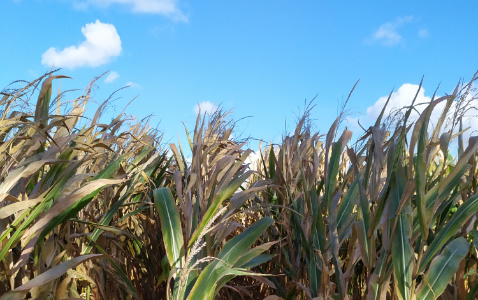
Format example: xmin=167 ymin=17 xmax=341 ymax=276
xmin=0 ymin=255 xmax=104 ymax=300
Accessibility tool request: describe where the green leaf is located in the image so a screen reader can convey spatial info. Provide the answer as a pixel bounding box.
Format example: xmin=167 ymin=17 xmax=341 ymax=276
xmin=0 ymin=159 xmax=81 ymax=263
xmin=241 ymin=254 xmax=275 ymax=269
xmin=34 ymin=75 xmax=71 ymax=126
xmin=86 ymin=236 xmax=141 ymax=299
xmin=415 ymin=105 xmax=431 ymax=238
xmin=234 ymin=241 xmax=276 ymax=269
xmin=355 ymin=179 xmax=372 ymax=268
xmin=416 ymin=237 xmax=469 ymax=300
xmin=337 ymin=180 xmax=358 ymax=238
xmin=392 ymin=206 xmax=413 ymax=300
xmin=38 ymin=155 xmax=125 ymax=243
xmin=126 ymin=146 xmax=153 ymax=172
xmin=268 ymin=144 xmax=276 ymax=182
xmin=470 ymin=229 xmax=478 ymax=251
xmin=325 ymin=130 xmax=352 ymax=212
xmin=367 ymin=252 xmax=391 ymax=300
xmin=154 ymin=187 xmax=184 ymax=269
xmin=187 ymin=217 xmax=274 ymax=300
xmin=424 ymin=137 xmax=478 ymax=213
xmin=419 ymin=193 xmax=478 ymax=272
xmin=188 ymin=170 xmax=253 ymax=247
xmin=83 ymin=152 xmax=166 ymax=254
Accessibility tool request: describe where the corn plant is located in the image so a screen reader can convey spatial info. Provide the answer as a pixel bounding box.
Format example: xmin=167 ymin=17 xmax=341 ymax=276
xmin=154 ymin=110 xmax=276 ymax=299
xmin=0 ymin=72 xmax=169 ymax=299
xmin=252 ymin=74 xmax=478 ymax=299
xmin=1 ymin=70 xmax=477 ymax=299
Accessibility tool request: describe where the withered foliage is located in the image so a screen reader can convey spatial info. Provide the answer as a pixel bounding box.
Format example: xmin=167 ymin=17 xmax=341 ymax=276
xmin=1 ymin=71 xmax=478 ymax=300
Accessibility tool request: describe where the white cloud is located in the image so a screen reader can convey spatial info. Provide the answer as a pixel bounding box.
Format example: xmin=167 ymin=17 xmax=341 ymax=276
xmin=418 ymin=29 xmax=429 ymax=38
xmin=364 ymin=83 xmax=430 ymax=123
xmin=348 ymin=83 xmax=478 ymax=143
xmin=105 ymin=71 xmax=120 ymax=83
xmin=126 ymin=81 xmax=141 ymax=88
xmin=369 ymin=16 xmax=413 ymax=46
xmin=245 ymin=145 xmax=280 ymax=172
xmin=194 ymin=101 xmax=217 ymax=115
xmin=74 ymin=0 xmax=187 ymax=21
xmin=41 ymin=20 xmax=122 ymax=69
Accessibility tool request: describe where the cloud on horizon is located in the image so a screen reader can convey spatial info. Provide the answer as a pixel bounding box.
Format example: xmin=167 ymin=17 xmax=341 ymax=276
xmin=73 ymin=0 xmax=187 ymax=22
xmin=41 ymin=20 xmax=122 ymax=69
xmin=347 ymin=83 xmax=478 ymax=143
xmin=367 ymin=16 xmax=414 ymax=46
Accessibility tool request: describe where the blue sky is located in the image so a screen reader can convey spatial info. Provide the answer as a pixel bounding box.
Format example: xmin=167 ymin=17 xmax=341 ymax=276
xmin=2 ymin=0 xmax=478 ymax=150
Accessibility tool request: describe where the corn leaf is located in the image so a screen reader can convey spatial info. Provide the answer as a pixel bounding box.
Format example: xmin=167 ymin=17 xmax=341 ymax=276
xmin=416 ymin=237 xmax=469 ymax=300
xmin=154 ymin=187 xmax=184 ymax=269
xmin=188 ymin=170 xmax=253 ymax=247
xmin=187 ymin=217 xmax=274 ymax=300
xmin=392 ymin=206 xmax=413 ymax=300
xmin=419 ymin=193 xmax=478 ymax=272
xmin=0 ymin=254 xmax=104 ymax=300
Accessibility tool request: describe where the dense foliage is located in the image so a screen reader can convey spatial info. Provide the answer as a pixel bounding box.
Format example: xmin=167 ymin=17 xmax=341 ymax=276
xmin=0 ymin=71 xmax=477 ymax=299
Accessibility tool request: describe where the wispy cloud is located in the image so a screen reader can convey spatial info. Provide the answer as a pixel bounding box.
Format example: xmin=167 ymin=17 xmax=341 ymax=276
xmin=105 ymin=71 xmax=120 ymax=83
xmin=41 ymin=20 xmax=122 ymax=69
xmin=126 ymin=81 xmax=141 ymax=88
xmin=418 ymin=29 xmax=429 ymax=38
xmin=27 ymin=69 xmax=39 ymax=78
xmin=194 ymin=101 xmax=217 ymax=115
xmin=368 ymin=16 xmax=413 ymax=46
xmin=74 ymin=0 xmax=187 ymax=22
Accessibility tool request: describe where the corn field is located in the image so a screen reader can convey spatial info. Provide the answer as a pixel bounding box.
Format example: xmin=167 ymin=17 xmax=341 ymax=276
xmin=0 ymin=71 xmax=478 ymax=299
